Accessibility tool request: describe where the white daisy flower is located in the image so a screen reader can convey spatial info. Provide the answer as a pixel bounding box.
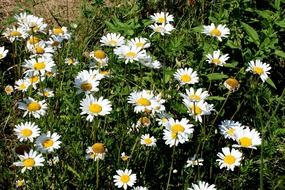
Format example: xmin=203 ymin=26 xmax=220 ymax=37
xmin=180 ymin=88 xmax=209 ymax=102
xmin=121 ymin=152 xmax=130 ymax=161
xmin=74 ymin=69 xmax=103 ymax=94
xmin=23 ymin=57 xmax=55 ymax=76
xmin=100 ymin=33 xmax=125 ymax=47
xmin=13 ymin=149 xmax=44 ymax=173
xmin=156 ymin=112 xmax=171 ymax=127
xmin=246 ymin=60 xmax=271 ymax=82
xmin=151 ymin=93 xmax=166 ymax=114
xmin=187 ymin=181 xmax=217 ymax=190
xmin=80 ymin=95 xmax=112 ymax=122
xmin=37 ymin=88 xmax=54 ymax=97
xmin=21 ymin=15 xmax=47 ymax=33
xmin=65 ymin=57 xmax=79 ymax=66
xmin=0 ymin=46 xmax=9 ymax=60
xmin=18 ymin=97 xmax=47 ymax=118
xmin=206 ymin=50 xmax=229 ymax=66
xmin=163 ymin=118 xmax=194 ymax=147
xmin=174 ymin=68 xmax=199 ymax=85
xmin=183 ymin=100 xmax=214 ymax=123
xmin=139 ymin=54 xmax=161 ymax=69
xmin=233 ymin=127 xmax=261 ymax=149
xmin=16 ymin=179 xmax=26 ymax=188
xmin=114 ymin=45 xmax=146 ymax=64
xmin=140 ymin=134 xmax=157 ymax=147
xmin=35 ymin=131 xmax=61 ymax=153
xmin=224 ymin=78 xmax=240 ymax=92
xmin=14 ymin=122 xmax=40 ymax=142
xmin=89 ymin=50 xmax=109 ymax=68
xmin=14 ymin=78 xmax=31 ymax=92
xmin=136 ymin=117 xmax=151 ymax=127
xmin=202 ymin=23 xmax=230 ymax=41
xmin=128 ymin=90 xmax=155 ymax=113
xmin=26 ymin=36 xmax=43 ymax=48
xmin=4 ymin=85 xmax=14 ymax=95
xmin=50 ymin=26 xmax=71 ymax=40
xmin=85 ymin=143 xmax=107 ymax=161
xmin=28 ymin=41 xmax=54 ymax=58
xmin=149 ymin=23 xmax=175 ymax=36
xmin=47 ymin=156 xmax=59 ymax=166
xmin=3 ymin=26 xmax=28 ymax=42
xmin=133 ymin=186 xmax=148 ymax=190
xmin=46 ymin=35 xmax=64 ymax=49
xmin=14 ymin=12 xmax=29 ymax=24
xmin=25 ymin=73 xmax=44 ymax=89
xmin=217 ymin=147 xmax=243 ymax=171
xmin=218 ymin=120 xmax=243 ymax=140
xmin=113 ymin=169 xmax=137 ymax=190
xmin=150 ymin=12 xmax=174 ymax=24
xmin=185 ymin=154 xmax=204 ymax=167
xmin=127 ymin=37 xmax=151 ymax=49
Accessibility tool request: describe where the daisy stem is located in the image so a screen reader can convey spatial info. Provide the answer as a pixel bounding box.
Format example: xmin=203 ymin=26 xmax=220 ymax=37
xmin=212 ymin=91 xmax=231 ymax=126
xmin=166 ymin=143 xmax=176 ymax=190
xmin=143 ymin=149 xmax=150 ymax=174
xmin=126 ymin=137 xmax=139 ymax=169
xmin=207 ymin=66 xmax=215 ymax=92
xmin=96 ymin=159 xmax=99 ymax=189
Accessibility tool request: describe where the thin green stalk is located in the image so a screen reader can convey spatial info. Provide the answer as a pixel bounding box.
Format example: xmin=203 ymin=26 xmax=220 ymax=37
xmin=96 ymin=159 xmax=99 ymax=189
xmin=126 ymin=137 xmax=140 ymax=168
xmin=143 ymin=149 xmax=150 ymax=174
xmin=211 ymin=91 xmax=231 ymax=126
xmin=166 ymin=142 xmax=176 ymax=190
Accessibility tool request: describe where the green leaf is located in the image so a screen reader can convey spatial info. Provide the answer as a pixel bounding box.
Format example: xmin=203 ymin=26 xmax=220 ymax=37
xmin=275 ymin=0 xmax=280 ymax=9
xmin=226 ymin=40 xmax=239 ymax=49
xmin=241 ymin=22 xmax=260 ymax=45
xmin=192 ymin=26 xmax=203 ymax=33
xmin=207 ymin=96 xmax=226 ymax=101
xmin=224 ymin=62 xmax=238 ymax=68
xmin=275 ymin=20 xmax=285 ymax=28
xmin=255 ymin=10 xmax=274 ymax=19
xmin=274 ymin=50 xmax=285 ymax=58
xmin=266 ymin=78 xmax=277 ymax=89
xmin=207 ymin=73 xmax=228 ymax=80
xmin=67 ymin=164 xmax=81 ymax=178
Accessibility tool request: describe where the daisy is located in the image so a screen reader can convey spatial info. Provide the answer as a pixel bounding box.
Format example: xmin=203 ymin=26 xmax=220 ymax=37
xmin=4 ymin=85 xmax=14 ymax=95
xmin=188 ymin=181 xmax=216 ymax=190
xmin=21 ymin=14 xmax=47 ymax=33
xmin=14 ymin=79 xmax=31 ymax=92
xmin=14 ymin=12 xmax=29 ymax=24
xmin=149 ymin=23 xmax=175 ymax=36
xmin=127 ymin=37 xmax=151 ymax=49
xmin=46 ymin=35 xmax=64 ymax=49
xmin=28 ymin=41 xmax=54 ymax=58
xmin=185 ymin=154 xmax=204 ymax=167
xmin=89 ymin=50 xmax=109 ymax=67
xmin=183 ymin=100 xmax=214 ymax=122
xmin=85 ymin=143 xmax=107 ymax=161
xmin=174 ymin=68 xmax=199 ymax=85
xmin=224 ymin=78 xmax=240 ymax=92
xmin=163 ymin=118 xmax=194 ymax=147
xmin=156 ymin=112 xmax=171 ymax=127
xmin=14 ymin=122 xmax=40 ymax=142
xmin=139 ymin=54 xmax=161 ymax=69
xmin=202 ymin=23 xmax=230 ymax=41
xmin=16 ymin=179 xmax=26 ymax=188
xmin=217 ymin=147 xmax=243 ymax=171
xmin=0 ymin=46 xmax=9 ymax=60
xmin=65 ymin=57 xmax=79 ymax=65
xmin=150 ymin=12 xmax=174 ymax=24
xmin=137 ymin=117 xmax=151 ymax=127
xmin=50 ymin=26 xmax=71 ymax=40
xmin=18 ymin=97 xmax=47 ymax=118
xmin=151 ymin=93 xmax=166 ymax=114
xmin=35 ymin=131 xmax=61 ymax=153
xmin=100 ymin=33 xmax=125 ymax=47
xmin=140 ymin=134 xmax=157 ymax=147
xmin=121 ymin=152 xmax=130 ymax=161
xmin=74 ymin=70 xmax=103 ymax=94
xmin=128 ymin=90 xmax=155 ymax=113
xmin=246 ymin=60 xmax=271 ymax=82
xmin=219 ymin=120 xmax=243 ymax=140
xmin=133 ymin=186 xmax=148 ymax=190
xmin=180 ymin=88 xmax=209 ymax=102
xmin=80 ymin=95 xmax=112 ymax=122
xmin=3 ymin=26 xmax=28 ymax=42
xmin=13 ymin=149 xmax=44 ymax=173
xmin=206 ymin=50 xmax=229 ymax=66
xmin=23 ymin=57 xmax=55 ymax=76
xmin=47 ymin=156 xmax=59 ymax=166
xmin=26 ymin=36 xmax=42 ymax=48
xmin=37 ymin=88 xmax=54 ymax=97
xmin=233 ymin=127 xmax=261 ymax=149
xmin=113 ymin=169 xmax=137 ymax=190
xmin=25 ymin=73 xmax=44 ymax=89
xmin=114 ymin=45 xmax=146 ymax=64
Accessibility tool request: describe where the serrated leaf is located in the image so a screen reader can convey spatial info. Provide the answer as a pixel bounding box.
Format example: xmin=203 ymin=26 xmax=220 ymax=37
xmin=256 ymin=10 xmax=273 ymax=19
xmin=207 ymin=96 xmax=226 ymax=101
xmin=274 ymin=50 xmax=285 ymax=58
xmin=207 ymin=73 xmax=228 ymax=80
xmin=266 ymin=78 xmax=277 ymax=89
xmin=241 ymin=22 xmax=260 ymax=45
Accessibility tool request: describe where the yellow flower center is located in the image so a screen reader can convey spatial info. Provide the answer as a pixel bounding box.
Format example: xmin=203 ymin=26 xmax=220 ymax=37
xmin=212 ymin=58 xmax=221 ymax=64
xmin=161 ymin=118 xmax=168 ymax=123
xmin=11 ymin=31 xmax=22 ymax=37
xmin=180 ymin=74 xmax=191 ymax=83
xmin=29 ymin=76 xmax=39 ymax=83
xmin=171 ymin=132 xmax=177 ymax=139
xmin=189 ymin=94 xmax=201 ymax=101
xmin=224 ymin=78 xmax=239 ymax=90
xmin=223 ymin=155 xmax=236 ymax=165
xmin=34 ymin=62 xmax=46 ymax=70
xmin=144 ymin=138 xmax=153 ymax=145
xmin=239 ymin=137 xmax=252 ymax=147
xmin=137 ymin=98 xmax=151 ymax=106
xmin=154 ymin=26 xmax=164 ymax=32
xmin=23 ymin=158 xmax=35 ymax=167
xmin=253 ymin=66 xmax=264 ymax=75
xmin=121 ymin=155 xmax=130 ymax=161
xmin=44 ymin=91 xmax=50 ymax=97
xmin=125 ymin=51 xmax=136 ymax=58
xmin=5 ymin=86 xmax=13 ymax=94
xmin=139 ymin=117 xmax=151 ymax=126
xmin=94 ymin=50 xmax=106 ymax=59
xmin=21 ymin=129 xmax=32 ymax=137
xmin=227 ymin=128 xmax=235 ymax=137
xmin=210 ymin=28 xmax=222 ymax=36
xmin=120 ymin=175 xmax=130 ymax=183
xmin=67 ymin=58 xmax=74 ymax=65
xmin=158 ymin=17 xmax=165 ymax=23
xmin=28 ymin=36 xmax=40 ymax=44
xmin=171 ymin=124 xmax=185 ymax=133
xmin=35 ymin=46 xmax=44 ymax=54
xmin=135 ymin=42 xmax=144 ymax=48
xmin=100 ymin=70 xmax=109 ymax=75
xmin=52 ymin=41 xmax=60 ymax=47
xmin=109 ymin=40 xmax=117 ymax=46
xmin=0 ymin=54 xmax=3 ymax=59
xmin=92 ymin=143 xmax=105 ymax=153
xmin=80 ymin=82 xmax=92 ymax=91
xmin=190 ymin=105 xmax=202 ymax=115
xmin=42 ymin=139 xmax=54 ymax=148
xmin=89 ymin=103 xmax=102 ymax=113
xmin=16 ymin=180 xmax=25 ymax=187
xmin=27 ymin=102 xmax=41 ymax=112
xmin=19 ymin=83 xmax=27 ymax=90
xmin=53 ymin=27 xmax=64 ymax=35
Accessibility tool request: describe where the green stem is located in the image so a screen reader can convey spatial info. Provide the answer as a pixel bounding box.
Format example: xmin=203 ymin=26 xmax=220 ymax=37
xmin=126 ymin=137 xmax=139 ymax=168
xmin=143 ymin=149 xmax=150 ymax=174
xmin=166 ymin=143 xmax=176 ymax=190
xmin=96 ymin=159 xmax=99 ymax=189
xmin=212 ymin=91 xmax=231 ymax=126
